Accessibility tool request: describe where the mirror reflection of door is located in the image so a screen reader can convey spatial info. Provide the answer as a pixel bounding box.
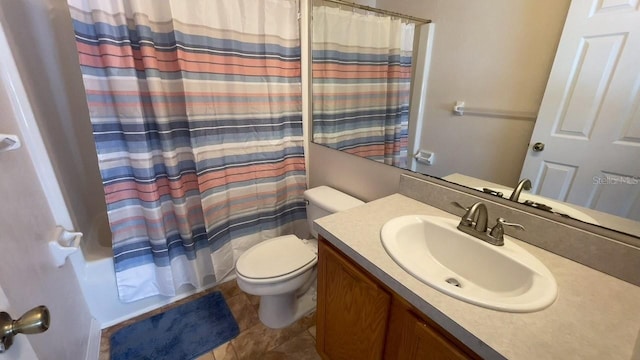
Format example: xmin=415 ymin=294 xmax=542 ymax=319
xmin=521 ymin=0 xmax=640 ymax=221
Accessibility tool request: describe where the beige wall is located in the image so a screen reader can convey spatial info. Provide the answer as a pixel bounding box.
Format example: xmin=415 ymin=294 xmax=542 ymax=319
xmin=310 ymin=0 xmax=571 ymax=195
xmin=0 ymin=0 xmax=109 ymax=239
xmin=309 ymin=143 xmax=409 ymax=201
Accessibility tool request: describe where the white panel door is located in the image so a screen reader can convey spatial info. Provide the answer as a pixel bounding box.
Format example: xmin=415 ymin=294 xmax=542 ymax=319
xmin=0 ymin=19 xmax=94 ymax=360
xmin=520 ymin=0 xmax=640 ymax=220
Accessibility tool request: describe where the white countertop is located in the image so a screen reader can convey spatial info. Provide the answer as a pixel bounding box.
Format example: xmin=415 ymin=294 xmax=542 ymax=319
xmin=315 ymin=193 xmax=640 ymax=360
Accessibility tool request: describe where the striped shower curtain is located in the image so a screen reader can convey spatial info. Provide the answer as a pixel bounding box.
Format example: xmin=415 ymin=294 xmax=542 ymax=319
xmin=68 ymin=0 xmax=306 ymax=302
xmin=312 ymin=6 xmax=415 ymax=168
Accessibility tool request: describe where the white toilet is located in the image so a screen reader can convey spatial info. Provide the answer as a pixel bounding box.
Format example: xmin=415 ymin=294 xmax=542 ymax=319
xmin=235 ymin=186 xmax=364 ymax=329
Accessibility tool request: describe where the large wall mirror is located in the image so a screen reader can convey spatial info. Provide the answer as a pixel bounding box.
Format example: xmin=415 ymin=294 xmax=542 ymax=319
xmin=311 ymin=0 xmax=640 ymax=239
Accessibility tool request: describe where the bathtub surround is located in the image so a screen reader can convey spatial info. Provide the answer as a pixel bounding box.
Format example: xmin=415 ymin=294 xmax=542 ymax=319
xmin=110 ymin=291 xmax=239 ymax=360
xmin=70 ymin=242 xmax=218 ymax=328
xmin=68 ymin=0 xmax=306 ymax=302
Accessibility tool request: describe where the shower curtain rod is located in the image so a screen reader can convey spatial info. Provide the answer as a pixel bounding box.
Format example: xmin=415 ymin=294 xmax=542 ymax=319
xmin=319 ymin=0 xmax=432 ymax=24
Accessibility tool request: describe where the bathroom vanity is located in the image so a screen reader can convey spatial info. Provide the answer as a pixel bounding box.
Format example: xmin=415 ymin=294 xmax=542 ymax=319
xmin=313 ymin=193 xmax=640 ymax=360
xmin=316 ymin=237 xmax=480 ymax=359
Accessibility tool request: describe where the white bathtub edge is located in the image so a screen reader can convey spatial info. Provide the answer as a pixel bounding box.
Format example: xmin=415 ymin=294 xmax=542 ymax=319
xmin=85 ymin=318 xmax=101 ymax=360
xmin=69 ymin=248 xmax=237 ymax=329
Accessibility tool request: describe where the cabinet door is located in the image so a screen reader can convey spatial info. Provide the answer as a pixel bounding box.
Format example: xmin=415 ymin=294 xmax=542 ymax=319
xmin=316 ymin=239 xmax=391 ymax=360
xmin=406 ymin=319 xmax=470 ymax=360
xmin=386 ymin=299 xmax=473 ymax=360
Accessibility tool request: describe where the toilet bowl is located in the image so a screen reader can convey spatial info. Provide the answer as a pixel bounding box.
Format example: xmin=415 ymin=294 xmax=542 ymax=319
xmin=236 ymin=235 xmax=318 ymax=328
xmin=235 ymin=186 xmax=364 ymax=329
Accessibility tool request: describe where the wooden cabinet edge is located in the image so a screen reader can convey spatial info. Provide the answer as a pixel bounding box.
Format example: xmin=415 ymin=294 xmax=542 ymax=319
xmin=316 ymin=235 xmax=328 ymax=358
xmin=316 ymin=236 xmax=391 ymax=359
xmin=317 ymin=236 xmax=481 ymax=360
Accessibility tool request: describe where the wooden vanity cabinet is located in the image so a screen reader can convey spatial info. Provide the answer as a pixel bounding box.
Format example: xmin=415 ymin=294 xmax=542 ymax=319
xmin=316 ymin=238 xmax=480 ymax=360
xmin=316 ymin=236 xmax=391 ymax=359
xmin=384 ymin=298 xmax=472 ymax=360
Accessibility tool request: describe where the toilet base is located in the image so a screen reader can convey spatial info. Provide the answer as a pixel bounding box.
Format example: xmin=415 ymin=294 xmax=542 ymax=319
xmin=258 ymin=284 xmax=317 ymax=329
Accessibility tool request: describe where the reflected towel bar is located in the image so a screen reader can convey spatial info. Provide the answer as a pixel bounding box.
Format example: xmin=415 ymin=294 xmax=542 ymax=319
xmin=453 ymin=101 xmax=537 ymax=121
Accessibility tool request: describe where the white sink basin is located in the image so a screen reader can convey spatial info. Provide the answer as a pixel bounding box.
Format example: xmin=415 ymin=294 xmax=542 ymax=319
xmin=381 ymin=215 xmax=558 ymax=312
xmin=475 ymin=186 xmax=598 ymax=224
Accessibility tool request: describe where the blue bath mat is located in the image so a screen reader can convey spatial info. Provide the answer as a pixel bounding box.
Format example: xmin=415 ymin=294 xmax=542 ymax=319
xmin=110 ymin=291 xmax=239 ymax=360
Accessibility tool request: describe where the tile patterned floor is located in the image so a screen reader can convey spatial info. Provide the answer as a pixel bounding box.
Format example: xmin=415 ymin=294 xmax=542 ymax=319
xmin=99 ymin=280 xmax=320 ymax=360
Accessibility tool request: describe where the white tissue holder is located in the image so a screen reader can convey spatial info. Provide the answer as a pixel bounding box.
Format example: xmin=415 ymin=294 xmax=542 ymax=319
xmin=49 ymin=226 xmax=82 ymax=267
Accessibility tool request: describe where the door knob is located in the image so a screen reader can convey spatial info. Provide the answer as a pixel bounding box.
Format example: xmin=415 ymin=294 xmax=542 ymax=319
xmin=532 ymin=142 xmax=545 ymax=152
xmin=0 ymin=306 xmax=50 ymax=353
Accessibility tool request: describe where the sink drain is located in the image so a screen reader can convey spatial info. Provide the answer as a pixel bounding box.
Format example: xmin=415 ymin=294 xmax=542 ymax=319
xmin=445 ymin=278 xmax=462 ymax=288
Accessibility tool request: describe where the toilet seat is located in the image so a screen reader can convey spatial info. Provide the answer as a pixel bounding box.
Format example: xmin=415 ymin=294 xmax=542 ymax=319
xmin=236 ymin=235 xmax=317 ymax=284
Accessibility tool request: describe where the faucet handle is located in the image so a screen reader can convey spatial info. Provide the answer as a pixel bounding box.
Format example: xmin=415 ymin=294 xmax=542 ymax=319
xmin=489 ymin=218 xmax=525 ymax=244
xmin=496 ymin=218 xmax=525 ymax=231
xmin=451 ymin=201 xmax=469 ymax=211
xmin=451 ymin=202 xmax=471 ymax=224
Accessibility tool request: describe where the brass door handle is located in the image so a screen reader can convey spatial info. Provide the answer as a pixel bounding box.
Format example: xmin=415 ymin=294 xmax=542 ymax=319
xmin=532 ymin=142 xmax=545 ymax=152
xmin=0 ymin=306 xmax=50 ymax=353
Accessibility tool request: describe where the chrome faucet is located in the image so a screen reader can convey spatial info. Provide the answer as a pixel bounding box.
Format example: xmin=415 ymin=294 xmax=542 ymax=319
xmin=509 ymin=178 xmax=532 ymax=202
xmin=457 ymin=202 xmax=488 ymax=233
xmin=453 ymin=202 xmax=525 ymax=246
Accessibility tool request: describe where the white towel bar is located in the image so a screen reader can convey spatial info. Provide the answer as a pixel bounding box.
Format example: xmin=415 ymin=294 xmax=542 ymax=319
xmin=0 ymin=134 xmax=20 ymax=152
xmin=452 ymin=101 xmax=537 ymax=121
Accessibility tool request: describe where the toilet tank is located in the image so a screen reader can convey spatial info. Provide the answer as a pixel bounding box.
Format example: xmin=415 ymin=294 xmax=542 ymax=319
xmin=303 ymin=186 xmax=364 ymax=238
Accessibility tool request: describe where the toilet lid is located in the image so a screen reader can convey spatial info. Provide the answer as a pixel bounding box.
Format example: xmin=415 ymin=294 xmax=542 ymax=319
xmin=236 ymin=235 xmax=317 ymax=280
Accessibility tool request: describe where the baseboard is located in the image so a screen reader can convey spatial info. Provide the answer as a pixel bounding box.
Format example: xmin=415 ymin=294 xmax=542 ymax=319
xmin=85 ymin=317 xmax=102 ymax=360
